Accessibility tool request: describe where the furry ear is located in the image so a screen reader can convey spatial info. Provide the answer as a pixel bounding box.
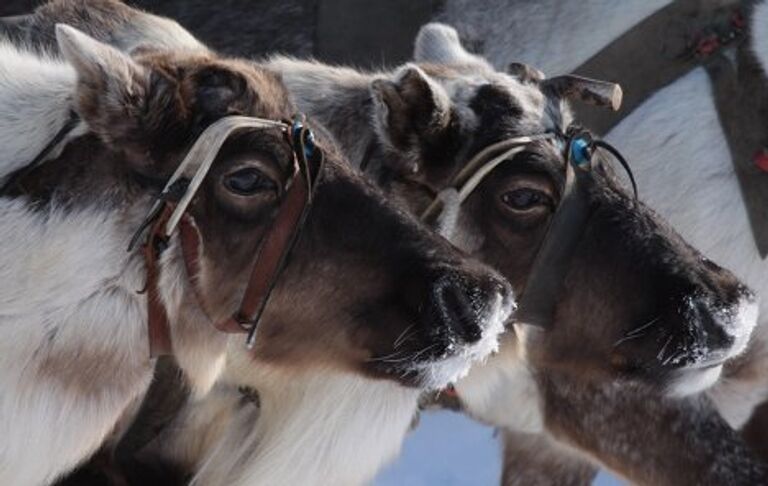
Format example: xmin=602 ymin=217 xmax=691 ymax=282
xmin=370 ymin=65 xmax=451 ymax=169
xmin=414 ymin=22 xmax=485 ymax=66
xmin=192 ymin=66 xmax=250 ymax=122
xmin=56 ymin=24 xmax=147 ymax=145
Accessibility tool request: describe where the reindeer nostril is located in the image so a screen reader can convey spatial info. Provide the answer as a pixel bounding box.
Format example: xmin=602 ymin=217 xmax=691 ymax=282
xmin=429 ymin=276 xmax=484 ymax=344
xmin=688 ymin=298 xmax=734 ymax=353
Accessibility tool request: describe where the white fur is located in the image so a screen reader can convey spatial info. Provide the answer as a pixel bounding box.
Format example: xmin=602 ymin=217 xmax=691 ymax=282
xmin=454 ymin=335 xmax=544 ymax=433
xmin=426 ymin=2 xmax=768 ymax=478
xmin=414 ymin=294 xmax=513 ymax=390
xmin=0 ymin=32 xmax=225 ymax=484
xmin=153 ymin=285 xmax=513 ymax=484
xmin=668 ymin=365 xmax=724 ymax=398
xmin=415 ymin=22 xmax=491 ymax=67
xmin=753 ymin=1 xmax=768 ymax=77
xmin=0 ymin=200 xmax=153 ymax=485
xmin=0 ymin=43 xmax=85 ymax=183
xmin=156 ymin=355 xmax=421 ymax=486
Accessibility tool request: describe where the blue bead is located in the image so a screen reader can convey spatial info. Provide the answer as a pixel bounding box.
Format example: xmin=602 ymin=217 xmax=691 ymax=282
xmin=291 ymin=120 xmax=315 ymax=158
xmin=571 ymin=138 xmax=591 ymax=167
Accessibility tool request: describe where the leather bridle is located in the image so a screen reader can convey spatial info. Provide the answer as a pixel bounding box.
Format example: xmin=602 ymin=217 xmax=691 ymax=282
xmin=129 ymin=115 xmax=324 ymax=357
xmin=418 ymin=127 xmax=637 ymax=329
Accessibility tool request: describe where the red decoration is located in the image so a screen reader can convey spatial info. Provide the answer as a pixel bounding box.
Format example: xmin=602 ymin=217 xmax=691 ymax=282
xmin=754 ymin=149 xmax=768 ymax=173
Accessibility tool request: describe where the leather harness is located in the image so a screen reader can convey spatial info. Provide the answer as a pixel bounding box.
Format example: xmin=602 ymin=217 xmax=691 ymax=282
xmin=134 ymin=115 xmax=324 ymax=357
xmin=416 ymin=124 xmax=637 ymax=328
xmin=5 ymin=112 xmax=323 ymax=358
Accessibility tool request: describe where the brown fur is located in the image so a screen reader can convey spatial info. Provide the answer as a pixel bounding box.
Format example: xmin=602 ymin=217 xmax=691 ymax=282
xmin=13 ymin=3 xmax=765 ymax=484
xmin=24 ymin=30 xmax=509 ymax=385
xmin=501 ymin=431 xmax=596 ymax=486
xmin=540 ymin=373 xmax=768 ymax=485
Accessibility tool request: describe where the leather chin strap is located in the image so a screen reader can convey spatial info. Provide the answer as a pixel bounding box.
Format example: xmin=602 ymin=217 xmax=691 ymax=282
xmin=140 ymin=115 xmax=323 ymax=357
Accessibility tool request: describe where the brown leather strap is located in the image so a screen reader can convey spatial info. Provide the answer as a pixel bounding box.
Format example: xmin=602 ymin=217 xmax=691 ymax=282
xmin=177 ymin=212 xmax=234 ymax=329
xmin=144 ymin=122 xmax=323 ymax=354
xmin=145 ymin=205 xmax=174 ymax=358
xmin=220 ymin=151 xmax=315 ymax=343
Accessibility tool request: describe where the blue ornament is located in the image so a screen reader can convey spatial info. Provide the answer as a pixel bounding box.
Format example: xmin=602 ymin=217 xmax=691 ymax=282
xmin=570 ymin=137 xmax=591 ymax=168
xmin=292 ymin=119 xmax=315 ymax=159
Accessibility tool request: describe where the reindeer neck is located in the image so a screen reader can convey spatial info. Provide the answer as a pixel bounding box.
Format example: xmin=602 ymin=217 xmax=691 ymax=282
xmin=192 ymin=363 xmax=420 ymax=485
xmin=539 ymin=373 xmax=768 ymax=486
xmin=267 ymin=57 xmax=379 ymax=168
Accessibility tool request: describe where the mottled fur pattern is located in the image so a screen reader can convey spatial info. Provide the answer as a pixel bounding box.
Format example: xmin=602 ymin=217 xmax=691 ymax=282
xmin=434 ymin=0 xmax=768 ymax=482
xmin=0 ymin=21 xmax=512 ymax=485
xmin=274 ymin=21 xmax=763 ymax=486
xmin=8 ymin=2 xmax=768 ymax=485
xmin=540 ymin=376 xmax=768 ymax=485
xmin=0 ymin=31 xmax=227 ymax=485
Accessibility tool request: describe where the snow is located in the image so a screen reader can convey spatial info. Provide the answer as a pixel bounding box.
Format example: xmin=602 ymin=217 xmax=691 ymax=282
xmin=374 ymin=411 xmax=624 ymax=486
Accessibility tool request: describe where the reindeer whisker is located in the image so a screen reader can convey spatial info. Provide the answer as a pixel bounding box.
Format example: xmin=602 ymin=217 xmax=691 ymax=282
xmin=626 ymin=316 xmax=660 ymax=337
xmin=657 ymin=334 xmax=674 ymax=363
xmin=393 ymin=324 xmax=416 ymax=350
xmin=408 ymin=343 xmax=440 ymax=362
xmin=366 ymin=349 xmax=408 ymax=364
xmin=614 ymin=316 xmax=661 ymax=347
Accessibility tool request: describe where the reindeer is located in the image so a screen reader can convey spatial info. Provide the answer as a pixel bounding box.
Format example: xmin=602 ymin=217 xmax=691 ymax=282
xmin=429 ymin=1 xmax=768 ymax=482
xmin=175 ymin=30 xmax=767 ymax=484
xmin=0 ymin=24 xmax=513 ymax=485
xmin=11 ymin=2 xmax=767 ymax=484
xmin=267 ymin=24 xmax=768 ymax=486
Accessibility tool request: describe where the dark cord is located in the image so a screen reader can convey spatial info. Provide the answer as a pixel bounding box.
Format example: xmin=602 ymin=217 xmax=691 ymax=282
xmin=593 ymin=139 xmax=639 ymax=199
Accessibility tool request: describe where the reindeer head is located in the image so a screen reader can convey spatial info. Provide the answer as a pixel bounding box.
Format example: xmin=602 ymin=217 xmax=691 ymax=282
xmin=364 ymin=23 xmax=757 ymax=396
xmin=18 ymin=25 xmax=515 ymax=391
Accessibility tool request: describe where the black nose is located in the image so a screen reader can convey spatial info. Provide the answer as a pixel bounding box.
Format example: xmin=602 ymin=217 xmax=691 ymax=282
xmin=424 ymin=272 xmax=502 ymax=344
xmin=691 ymin=297 xmax=734 ymax=350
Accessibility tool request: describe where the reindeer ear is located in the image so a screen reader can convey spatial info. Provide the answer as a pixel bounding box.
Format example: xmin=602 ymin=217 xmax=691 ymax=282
xmin=414 ymin=23 xmax=485 ymax=66
xmin=56 ymin=24 xmax=147 ymax=144
xmin=192 ymin=66 xmax=250 ymax=122
xmin=370 ymin=65 xmax=451 ymax=162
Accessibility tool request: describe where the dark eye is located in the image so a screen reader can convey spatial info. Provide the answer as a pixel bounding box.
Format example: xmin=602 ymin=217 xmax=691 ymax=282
xmin=224 ymin=168 xmax=277 ymax=196
xmin=501 ymin=188 xmax=552 ymax=211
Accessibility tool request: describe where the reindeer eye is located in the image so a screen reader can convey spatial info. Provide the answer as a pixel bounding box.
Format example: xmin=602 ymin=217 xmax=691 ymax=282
xmin=501 ymin=189 xmax=552 ymax=211
xmin=224 ymin=168 xmax=277 ymax=195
